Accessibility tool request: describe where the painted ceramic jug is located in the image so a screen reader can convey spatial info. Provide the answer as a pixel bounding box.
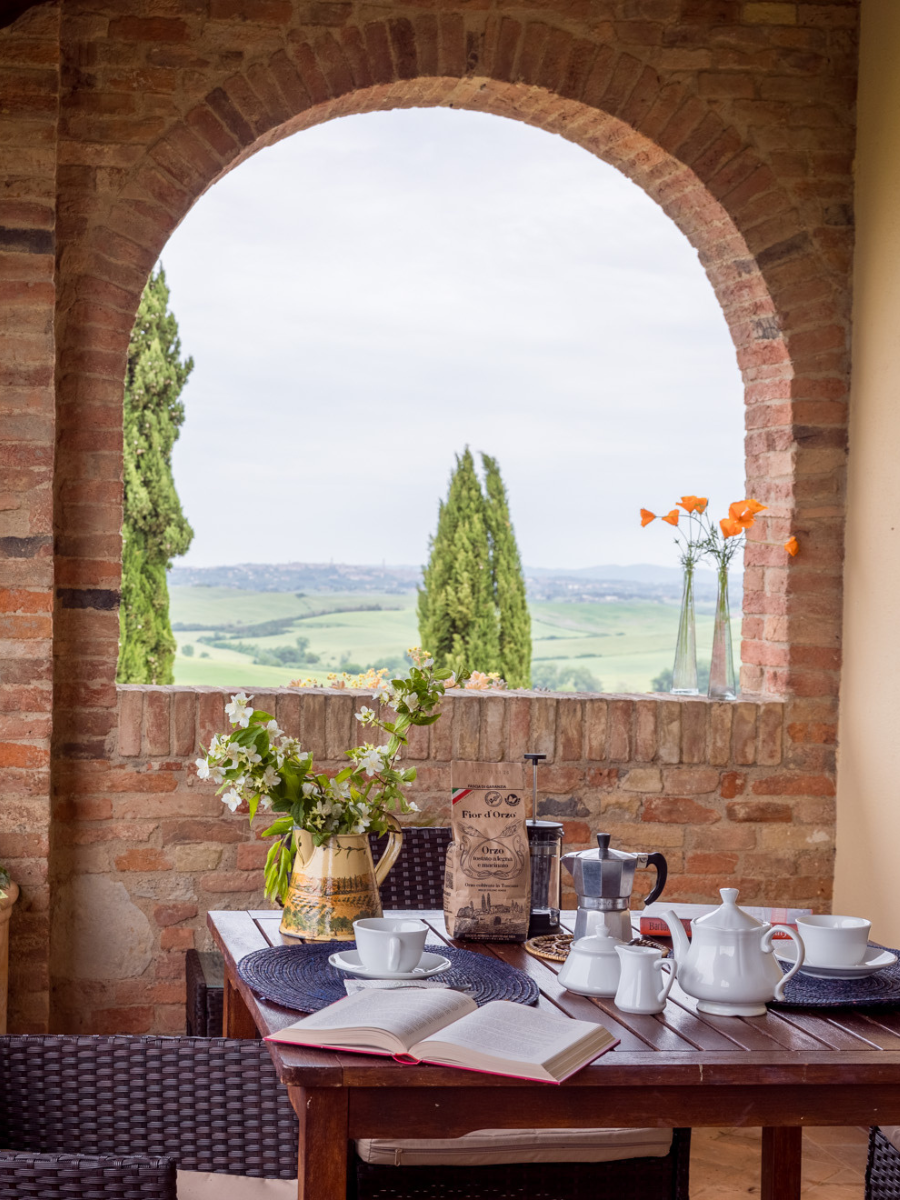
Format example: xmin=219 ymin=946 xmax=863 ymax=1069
xmin=280 ymin=826 xmax=403 ymax=941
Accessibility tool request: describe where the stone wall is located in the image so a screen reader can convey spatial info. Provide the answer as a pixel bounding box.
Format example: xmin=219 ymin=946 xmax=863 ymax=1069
xmin=47 ymin=685 xmax=834 ymax=1035
xmin=0 ymin=0 xmax=857 ymax=1031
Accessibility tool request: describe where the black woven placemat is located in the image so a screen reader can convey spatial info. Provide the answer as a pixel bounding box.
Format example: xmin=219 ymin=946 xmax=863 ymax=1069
xmin=238 ymin=942 xmax=540 ymax=1013
xmin=771 ymin=942 xmax=900 ymax=1009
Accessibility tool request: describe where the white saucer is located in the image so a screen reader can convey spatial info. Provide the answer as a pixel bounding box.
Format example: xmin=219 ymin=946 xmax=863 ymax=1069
xmin=775 ymin=944 xmax=897 ymax=980
xmin=328 ymin=949 xmax=452 ymax=980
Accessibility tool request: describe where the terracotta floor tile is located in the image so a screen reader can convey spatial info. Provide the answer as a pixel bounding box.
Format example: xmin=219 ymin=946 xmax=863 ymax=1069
xmin=690 ymin=1127 xmax=868 ymax=1199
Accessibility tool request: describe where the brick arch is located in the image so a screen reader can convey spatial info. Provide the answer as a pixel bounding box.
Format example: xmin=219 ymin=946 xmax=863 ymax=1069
xmin=54 ymin=22 xmax=846 ymax=768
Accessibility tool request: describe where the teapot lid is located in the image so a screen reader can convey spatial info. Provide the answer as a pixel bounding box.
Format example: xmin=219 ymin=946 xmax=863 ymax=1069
xmin=693 ymin=888 xmax=764 ymax=931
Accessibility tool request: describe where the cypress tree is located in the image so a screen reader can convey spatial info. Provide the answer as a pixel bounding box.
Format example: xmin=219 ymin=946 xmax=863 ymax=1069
xmin=116 ymin=267 xmax=194 ymax=684
xmin=418 ymin=448 xmax=500 ymax=677
xmin=482 ymin=453 xmax=531 ymax=687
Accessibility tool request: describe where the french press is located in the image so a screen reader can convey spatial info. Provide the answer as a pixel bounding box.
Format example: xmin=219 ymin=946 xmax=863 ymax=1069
xmin=524 ymin=753 xmax=563 ymax=937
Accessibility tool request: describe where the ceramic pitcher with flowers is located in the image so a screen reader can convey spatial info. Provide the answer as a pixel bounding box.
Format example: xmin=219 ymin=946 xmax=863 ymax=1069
xmin=195 ymin=651 xmax=453 ymax=940
xmin=280 ymin=825 xmax=403 ymax=940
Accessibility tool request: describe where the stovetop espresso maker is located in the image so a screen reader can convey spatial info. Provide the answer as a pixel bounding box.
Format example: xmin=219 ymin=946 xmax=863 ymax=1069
xmin=563 ymin=833 xmax=668 ymax=942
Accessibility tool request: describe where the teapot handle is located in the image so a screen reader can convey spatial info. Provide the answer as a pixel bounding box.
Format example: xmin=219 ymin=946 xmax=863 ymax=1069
xmin=641 ymin=852 xmax=668 ymax=906
xmin=764 ymin=925 xmax=805 ymax=1000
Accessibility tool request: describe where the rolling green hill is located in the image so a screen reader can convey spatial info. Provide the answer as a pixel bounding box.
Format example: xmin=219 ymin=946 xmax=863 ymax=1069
xmin=170 ymin=586 xmax=733 ymax=693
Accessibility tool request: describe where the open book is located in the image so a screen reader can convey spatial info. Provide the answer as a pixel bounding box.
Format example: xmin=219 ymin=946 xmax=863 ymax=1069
xmin=266 ymin=989 xmax=618 ymax=1084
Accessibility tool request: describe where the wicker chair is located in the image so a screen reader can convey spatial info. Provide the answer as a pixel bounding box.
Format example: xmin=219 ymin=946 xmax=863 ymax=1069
xmin=361 ymin=826 xmax=692 ymax=1200
xmin=867 ymin=1127 xmax=900 ymax=1198
xmin=0 ymin=1034 xmax=298 ymax=1199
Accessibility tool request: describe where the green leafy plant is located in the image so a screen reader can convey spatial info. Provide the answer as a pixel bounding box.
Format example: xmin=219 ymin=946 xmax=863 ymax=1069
xmin=196 ymin=649 xmax=452 ymax=901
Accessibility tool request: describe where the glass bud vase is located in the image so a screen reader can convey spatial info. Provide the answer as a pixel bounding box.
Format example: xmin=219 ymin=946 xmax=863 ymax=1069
xmin=671 ymin=562 xmax=699 ymax=695
xmin=708 ymin=564 xmax=737 ymax=700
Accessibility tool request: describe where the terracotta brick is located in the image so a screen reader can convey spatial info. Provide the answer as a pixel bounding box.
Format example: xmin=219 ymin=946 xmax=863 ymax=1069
xmin=153 ymin=902 xmax=197 ymax=927
xmin=657 ymin=701 xmax=681 ymax=764
xmin=731 ymin=703 xmax=758 ymax=765
xmin=114 ymin=848 xmax=173 ymax=871
xmin=556 ymin=699 xmax=583 ymax=762
xmin=143 ymin=689 xmax=170 ymax=756
xmin=634 ymin=700 xmax=657 ymax=762
xmin=529 ymin=695 xmax=557 ymax=761
xmin=584 ymin=698 xmax=607 ymax=761
xmin=453 ymin=694 xmax=481 ymax=760
xmin=608 ymin=700 xmax=632 ymax=761
xmin=642 ymin=797 xmax=720 ymax=824
xmin=479 ymin=696 xmax=505 ymax=762
xmin=727 ymin=800 xmax=792 ymax=822
xmin=160 ymin=927 xmax=194 ymax=950
xmin=680 ymin=701 xmax=707 ymax=764
xmin=662 ymin=767 xmax=720 ymax=794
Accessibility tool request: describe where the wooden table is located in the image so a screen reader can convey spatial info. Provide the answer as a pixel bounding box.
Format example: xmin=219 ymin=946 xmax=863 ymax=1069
xmin=208 ymin=909 xmax=900 ymax=1200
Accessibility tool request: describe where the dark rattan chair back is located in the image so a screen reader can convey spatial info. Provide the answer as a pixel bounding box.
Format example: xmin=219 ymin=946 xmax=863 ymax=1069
xmin=0 ymin=1035 xmax=298 ymax=1179
xmin=369 ymin=826 xmax=451 ymax=911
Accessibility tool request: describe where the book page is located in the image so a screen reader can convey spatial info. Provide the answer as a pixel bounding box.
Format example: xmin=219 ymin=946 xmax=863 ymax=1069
xmin=269 ymin=987 xmax=477 ymax=1054
xmin=412 ymin=1000 xmax=611 ymax=1071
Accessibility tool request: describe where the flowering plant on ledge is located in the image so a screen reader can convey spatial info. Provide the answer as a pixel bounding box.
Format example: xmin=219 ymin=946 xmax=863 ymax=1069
xmin=196 ymin=649 xmax=452 ymax=901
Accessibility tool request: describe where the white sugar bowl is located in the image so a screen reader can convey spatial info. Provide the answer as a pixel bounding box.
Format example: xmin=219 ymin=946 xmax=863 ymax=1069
xmin=558 ymin=929 xmax=623 ymax=997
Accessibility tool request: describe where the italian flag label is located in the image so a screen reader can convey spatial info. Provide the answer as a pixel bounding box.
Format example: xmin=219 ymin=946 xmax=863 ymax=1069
xmin=451 ymin=788 xmax=473 ymax=805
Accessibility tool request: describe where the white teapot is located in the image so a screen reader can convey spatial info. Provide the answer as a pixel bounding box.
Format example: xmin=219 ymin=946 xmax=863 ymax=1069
xmin=662 ymin=888 xmax=805 ymax=1016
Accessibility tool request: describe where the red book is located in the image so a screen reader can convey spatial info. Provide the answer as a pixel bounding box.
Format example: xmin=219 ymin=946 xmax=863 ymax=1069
xmin=266 ymin=987 xmax=618 ymax=1083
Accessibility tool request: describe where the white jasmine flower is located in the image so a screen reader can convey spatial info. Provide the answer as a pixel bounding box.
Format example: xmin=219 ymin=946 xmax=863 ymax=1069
xmin=315 ymin=798 xmax=334 ymax=818
xmin=330 ymin=778 xmax=352 ymax=801
xmin=222 ymin=789 xmax=242 ymax=812
xmin=358 ymin=747 xmax=385 ymax=776
xmin=371 ymin=679 xmax=392 ymax=703
xmin=265 ymin=719 xmax=281 ymax=739
xmin=407 ymin=800 xmax=420 ymax=812
xmin=301 ymin=781 xmax=317 ymax=798
xmin=406 ymin=693 xmax=420 ymax=712
xmin=244 ymin=747 xmax=262 ymax=765
xmin=225 ymin=693 xmax=254 ymax=727
xmin=354 ymin=706 xmax=375 ymax=724
xmin=379 ymin=744 xmax=393 ymax=759
xmin=195 ymin=757 xmax=211 ymax=779
xmin=258 ymin=793 xmax=273 ymax=810
xmin=261 ymin=765 xmax=280 ymax=789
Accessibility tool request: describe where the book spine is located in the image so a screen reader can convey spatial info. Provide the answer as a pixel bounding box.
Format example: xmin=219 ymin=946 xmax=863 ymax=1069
xmin=639 ymin=916 xmax=797 ymax=939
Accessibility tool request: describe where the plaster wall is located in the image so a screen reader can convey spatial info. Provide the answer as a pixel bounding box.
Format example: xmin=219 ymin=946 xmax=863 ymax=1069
xmin=834 ymin=0 xmax=900 ymax=944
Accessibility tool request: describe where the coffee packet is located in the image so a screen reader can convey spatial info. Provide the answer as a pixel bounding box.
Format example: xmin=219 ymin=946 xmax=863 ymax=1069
xmin=443 ymin=761 xmax=530 ymax=942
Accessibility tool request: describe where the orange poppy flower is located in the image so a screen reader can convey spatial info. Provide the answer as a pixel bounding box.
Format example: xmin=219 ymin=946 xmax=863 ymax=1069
xmin=727 ymin=502 xmax=757 ymax=532
xmin=661 ymin=509 xmax=680 ymax=526
xmin=720 ymin=517 xmax=744 ymax=539
xmin=678 ymin=495 xmax=709 ymax=514
xmin=784 ymin=536 xmax=799 ymax=557
xmin=640 ymin=509 xmax=656 ymax=527
xmin=743 ymin=498 xmax=767 ymax=516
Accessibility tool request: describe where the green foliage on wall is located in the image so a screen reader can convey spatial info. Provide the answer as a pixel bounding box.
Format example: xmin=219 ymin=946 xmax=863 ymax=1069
xmin=116 ymin=267 xmax=194 ymax=684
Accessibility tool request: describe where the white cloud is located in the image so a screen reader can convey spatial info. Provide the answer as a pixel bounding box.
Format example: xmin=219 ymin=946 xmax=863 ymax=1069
xmin=164 ymin=107 xmax=744 ymax=570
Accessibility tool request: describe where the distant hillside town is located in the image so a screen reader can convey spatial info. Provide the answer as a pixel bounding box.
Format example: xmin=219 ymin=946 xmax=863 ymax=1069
xmin=167 ymin=561 xmax=737 ymax=605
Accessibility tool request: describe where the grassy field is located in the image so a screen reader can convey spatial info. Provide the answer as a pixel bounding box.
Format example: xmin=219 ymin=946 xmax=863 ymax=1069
xmin=170 ymin=586 xmax=733 ymax=693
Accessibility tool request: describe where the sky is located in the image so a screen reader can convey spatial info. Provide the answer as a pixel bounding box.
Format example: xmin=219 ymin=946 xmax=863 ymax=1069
xmin=162 ymin=107 xmax=744 ymax=571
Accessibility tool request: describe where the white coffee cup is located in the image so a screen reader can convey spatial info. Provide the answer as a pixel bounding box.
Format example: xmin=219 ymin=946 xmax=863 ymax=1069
xmin=353 ymin=917 xmax=428 ymax=975
xmin=795 ymin=915 xmax=871 ymax=967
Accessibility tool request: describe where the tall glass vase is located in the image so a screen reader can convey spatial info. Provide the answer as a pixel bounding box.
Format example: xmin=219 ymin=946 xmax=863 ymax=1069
xmin=671 ymin=562 xmax=699 ymax=695
xmin=708 ymin=564 xmax=737 ymax=700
